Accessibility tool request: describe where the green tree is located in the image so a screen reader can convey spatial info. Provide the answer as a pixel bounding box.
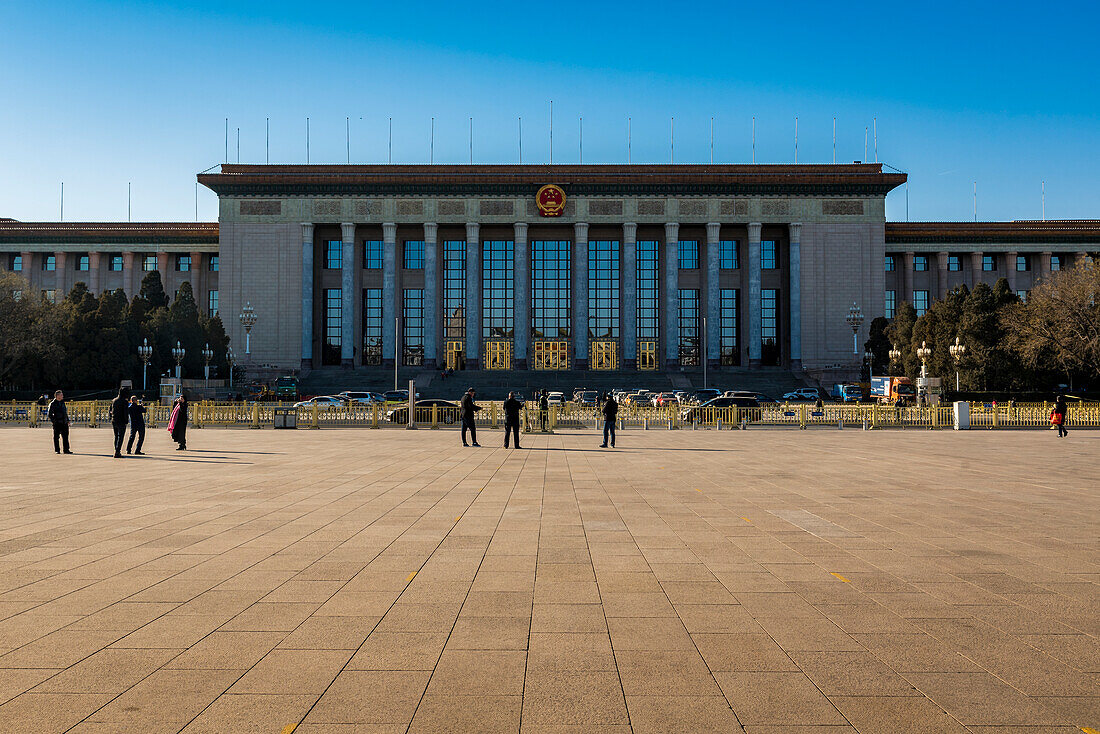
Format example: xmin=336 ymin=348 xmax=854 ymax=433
xmin=864 ymin=317 xmax=892 ymax=375
xmin=885 ymin=301 xmax=919 ymax=376
xmin=0 ymin=272 xmax=63 ymax=389
xmin=168 ymin=281 xmax=206 ymax=376
xmin=138 ymin=269 xmax=169 ymax=310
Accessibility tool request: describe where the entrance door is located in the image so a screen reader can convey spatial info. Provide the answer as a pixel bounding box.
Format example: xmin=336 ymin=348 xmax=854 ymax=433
xmin=533 ymin=341 xmax=569 ymax=370
xmin=638 ymin=341 xmax=657 ymax=371
xmin=483 ymin=340 xmax=513 ymax=370
xmin=445 ymin=341 xmax=465 ymax=370
xmin=591 ymin=341 xmax=618 ymax=370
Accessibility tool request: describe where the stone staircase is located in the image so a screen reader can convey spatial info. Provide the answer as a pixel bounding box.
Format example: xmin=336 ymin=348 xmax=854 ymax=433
xmin=301 ymin=366 xmax=812 ymax=401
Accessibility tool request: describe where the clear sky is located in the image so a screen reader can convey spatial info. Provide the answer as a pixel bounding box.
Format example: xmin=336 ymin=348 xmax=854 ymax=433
xmin=2 ymin=1 xmax=1097 ymax=223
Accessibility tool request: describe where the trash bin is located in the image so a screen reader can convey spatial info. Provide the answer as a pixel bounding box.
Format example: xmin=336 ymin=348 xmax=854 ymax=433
xmin=273 ymin=406 xmax=297 ymax=429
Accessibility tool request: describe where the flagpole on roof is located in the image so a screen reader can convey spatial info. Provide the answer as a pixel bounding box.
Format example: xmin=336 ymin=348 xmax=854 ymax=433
xmin=266 ymin=118 xmax=269 ymax=164
xmin=518 ymin=117 xmax=522 ymax=164
xmin=224 ymin=118 xmax=228 ymax=164
xmin=306 ymin=117 xmax=310 ymax=164
xmin=832 ymin=117 xmax=836 ymax=164
xmin=549 ymin=101 xmax=553 ymax=164
xmin=752 ymin=116 xmax=755 ymax=164
xmin=710 ymin=117 xmax=714 ymax=164
xmin=627 ymin=117 xmax=631 ymax=164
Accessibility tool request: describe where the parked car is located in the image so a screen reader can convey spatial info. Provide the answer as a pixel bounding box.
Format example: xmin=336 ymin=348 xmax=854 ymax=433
xmin=339 ymin=391 xmax=385 ymax=404
xmin=293 ymin=395 xmax=348 ymax=409
xmin=688 ymin=388 xmax=723 ymax=405
xmin=679 ymin=395 xmax=760 ymax=422
xmin=386 ymin=399 xmax=470 ymax=424
xmin=782 ymin=387 xmax=825 ymax=402
xmin=574 ymin=391 xmax=599 ymax=406
xmin=546 ymin=391 xmax=566 ymax=407
xmin=382 ymin=389 xmax=420 ymax=403
xmin=651 ymin=392 xmax=679 ymax=407
xmin=624 ymin=394 xmax=652 ymax=406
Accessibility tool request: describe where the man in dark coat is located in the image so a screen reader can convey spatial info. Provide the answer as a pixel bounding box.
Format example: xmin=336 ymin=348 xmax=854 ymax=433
xmin=47 ymin=390 xmax=72 ymax=454
xmin=599 ymin=393 xmax=618 ymax=448
xmin=108 ymin=387 xmax=130 ymax=458
xmin=539 ymin=390 xmax=549 ymax=431
xmin=126 ymin=395 xmax=147 ymax=455
xmin=460 ymin=388 xmax=480 ymax=447
xmin=502 ymin=391 xmax=522 ymax=449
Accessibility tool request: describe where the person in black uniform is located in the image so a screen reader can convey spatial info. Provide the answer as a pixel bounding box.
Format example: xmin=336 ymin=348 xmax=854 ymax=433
xmin=599 ymin=393 xmax=618 ymax=448
xmin=47 ymin=390 xmax=72 ymax=454
xmin=126 ymin=395 xmax=147 ymax=455
xmin=108 ymin=387 xmax=130 ymax=458
xmin=539 ymin=390 xmax=549 ymax=431
xmin=460 ymin=388 xmax=480 ymax=447
xmin=503 ymin=391 xmax=522 ymax=449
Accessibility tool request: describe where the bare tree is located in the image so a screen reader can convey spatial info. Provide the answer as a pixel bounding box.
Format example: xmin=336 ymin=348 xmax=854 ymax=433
xmin=1004 ymin=262 xmax=1100 ymax=386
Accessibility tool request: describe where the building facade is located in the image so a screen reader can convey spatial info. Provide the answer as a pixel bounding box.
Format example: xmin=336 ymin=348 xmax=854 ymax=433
xmin=0 ymin=221 xmax=220 ymax=315
xmin=3 ymin=166 xmax=1098 ymax=383
xmin=198 ymin=164 xmax=906 ymax=378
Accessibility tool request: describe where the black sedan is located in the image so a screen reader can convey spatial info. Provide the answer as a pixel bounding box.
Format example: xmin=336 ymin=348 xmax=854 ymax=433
xmin=386 ymin=399 xmax=473 ymax=424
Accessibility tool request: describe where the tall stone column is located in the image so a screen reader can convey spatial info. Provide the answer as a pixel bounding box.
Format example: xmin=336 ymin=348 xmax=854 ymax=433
xmin=788 ymin=223 xmax=802 ymax=370
xmin=748 ymin=222 xmax=762 ymax=366
xmin=664 ymin=222 xmax=680 ymax=366
xmin=902 ymin=252 xmax=915 ymax=305
xmin=423 ymin=223 xmax=439 ymax=368
xmin=573 ymin=222 xmax=589 ymax=369
xmin=340 ymin=223 xmax=356 ymax=367
xmin=621 ymin=222 xmax=637 ymax=369
xmin=971 ymin=252 xmax=984 ymax=286
xmin=1006 ymin=251 xmax=1018 ymax=292
xmin=54 ymin=251 xmax=67 ymax=297
xmin=1076 ymin=251 xmax=1090 ymax=267
xmin=382 ymin=222 xmax=397 ymax=367
xmin=191 ymin=251 xmax=204 ymax=305
xmin=513 ymin=222 xmax=529 ymax=369
xmin=936 ymin=252 xmax=950 ymax=298
xmin=156 ymin=251 xmax=169 ymax=292
xmin=20 ymin=252 xmax=33 ymax=286
xmin=465 ymin=223 xmax=480 ymax=369
xmin=1039 ymin=251 xmax=1052 ymax=279
xmin=123 ymin=251 xmax=135 ymax=297
xmin=88 ymin=252 xmax=102 ymax=294
xmin=705 ymin=222 xmax=721 ymax=367
xmin=300 ymin=223 xmax=315 ymax=370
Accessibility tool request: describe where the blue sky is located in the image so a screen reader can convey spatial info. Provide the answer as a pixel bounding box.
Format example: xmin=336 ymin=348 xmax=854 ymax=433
xmin=2 ymin=1 xmax=1097 ymax=223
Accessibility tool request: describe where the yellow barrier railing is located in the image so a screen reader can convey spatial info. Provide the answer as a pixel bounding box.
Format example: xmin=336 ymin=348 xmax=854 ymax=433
xmin=3 ymin=400 xmax=1098 ymax=430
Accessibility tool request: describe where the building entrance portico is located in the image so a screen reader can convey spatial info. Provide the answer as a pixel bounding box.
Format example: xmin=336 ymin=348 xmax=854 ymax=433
xmin=445 ymin=341 xmax=465 ymax=370
xmin=591 ymin=340 xmax=619 ymax=370
xmin=532 ymin=340 xmax=569 ymax=370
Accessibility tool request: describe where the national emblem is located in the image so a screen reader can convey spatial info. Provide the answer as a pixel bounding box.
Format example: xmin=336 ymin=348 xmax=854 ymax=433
xmin=536 ymin=184 xmax=566 ymax=217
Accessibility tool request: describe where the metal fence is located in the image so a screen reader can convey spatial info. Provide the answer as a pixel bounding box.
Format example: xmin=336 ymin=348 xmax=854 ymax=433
xmin=4 ymin=400 xmax=1097 ymax=431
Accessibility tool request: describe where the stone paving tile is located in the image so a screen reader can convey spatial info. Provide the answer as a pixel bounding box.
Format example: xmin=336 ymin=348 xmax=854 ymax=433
xmin=0 ymin=429 xmax=1097 ymax=732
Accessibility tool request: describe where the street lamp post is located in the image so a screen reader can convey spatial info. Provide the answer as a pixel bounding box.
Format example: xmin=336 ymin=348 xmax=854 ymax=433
xmin=916 ymin=340 xmax=932 ymax=403
xmin=239 ymin=302 xmax=257 ymax=357
xmin=138 ymin=338 xmax=152 ymax=392
xmin=948 ymin=336 xmax=966 ymax=393
xmin=172 ymin=340 xmax=186 ymax=380
xmin=202 ymin=343 xmax=214 ymax=391
xmin=888 ymin=344 xmax=902 ymax=375
xmin=862 ymin=349 xmax=873 ymax=382
xmin=226 ymin=346 xmax=235 ymax=390
xmin=845 ymin=303 xmax=864 ymax=355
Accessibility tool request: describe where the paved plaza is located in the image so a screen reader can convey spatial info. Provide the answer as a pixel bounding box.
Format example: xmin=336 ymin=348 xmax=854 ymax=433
xmin=0 ymin=426 xmax=1096 ymax=733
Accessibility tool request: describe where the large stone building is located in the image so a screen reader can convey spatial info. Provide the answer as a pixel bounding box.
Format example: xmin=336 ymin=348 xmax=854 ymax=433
xmin=3 ymin=165 xmax=1098 ymax=383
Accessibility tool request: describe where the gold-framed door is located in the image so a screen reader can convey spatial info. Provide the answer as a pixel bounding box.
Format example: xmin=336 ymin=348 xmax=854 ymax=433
xmin=533 ymin=341 xmax=569 ymax=370
xmin=445 ymin=341 xmax=465 ymax=370
xmin=591 ymin=341 xmax=618 ymax=370
xmin=483 ymin=340 xmax=513 ymax=370
xmin=638 ymin=341 xmax=658 ymax=371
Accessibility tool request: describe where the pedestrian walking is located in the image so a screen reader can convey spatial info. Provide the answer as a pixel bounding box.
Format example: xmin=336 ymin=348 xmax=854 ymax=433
xmin=168 ymin=393 xmax=189 ymax=450
xmin=460 ymin=388 xmax=480 ymax=447
xmin=503 ymin=391 xmax=523 ymax=449
xmin=108 ymin=387 xmax=130 ymax=458
xmin=47 ymin=390 xmax=72 ymax=454
xmin=599 ymin=393 xmax=618 ymax=448
xmin=126 ymin=395 xmax=147 ymax=455
xmin=1051 ymin=395 xmax=1069 ymax=438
